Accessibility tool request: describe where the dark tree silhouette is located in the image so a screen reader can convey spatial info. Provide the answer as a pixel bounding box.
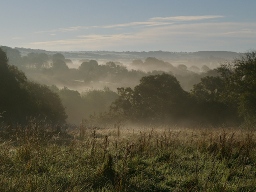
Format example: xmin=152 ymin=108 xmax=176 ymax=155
xmin=218 ymin=52 xmax=256 ymax=124
xmin=111 ymin=73 xmax=190 ymax=123
xmin=0 ymin=48 xmax=67 ymax=125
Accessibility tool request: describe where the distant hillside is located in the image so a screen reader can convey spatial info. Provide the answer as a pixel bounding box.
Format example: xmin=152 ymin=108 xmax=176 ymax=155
xmin=15 ymin=47 xmax=242 ymax=68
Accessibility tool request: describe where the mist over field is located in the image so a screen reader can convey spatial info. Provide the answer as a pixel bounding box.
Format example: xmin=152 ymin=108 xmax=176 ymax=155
xmin=1 ymin=46 xmax=245 ymax=125
xmin=5 ymin=46 xmax=242 ymax=91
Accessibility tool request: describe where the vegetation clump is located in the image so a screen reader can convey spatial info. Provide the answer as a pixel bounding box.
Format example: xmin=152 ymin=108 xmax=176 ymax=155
xmin=0 ymin=48 xmax=66 ymax=125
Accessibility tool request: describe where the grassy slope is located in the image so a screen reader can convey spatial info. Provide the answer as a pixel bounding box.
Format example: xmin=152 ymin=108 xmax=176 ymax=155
xmin=0 ymin=125 xmax=256 ymax=191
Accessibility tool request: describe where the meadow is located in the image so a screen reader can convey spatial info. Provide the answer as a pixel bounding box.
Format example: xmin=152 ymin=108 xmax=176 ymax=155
xmin=0 ymin=123 xmax=256 ymax=192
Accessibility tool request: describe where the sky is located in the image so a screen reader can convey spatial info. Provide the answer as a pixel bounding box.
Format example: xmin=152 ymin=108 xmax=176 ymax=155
xmin=0 ymin=0 xmax=256 ymax=52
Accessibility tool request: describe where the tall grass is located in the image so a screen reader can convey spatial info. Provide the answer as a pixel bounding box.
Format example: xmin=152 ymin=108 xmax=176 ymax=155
xmin=0 ymin=124 xmax=256 ymax=191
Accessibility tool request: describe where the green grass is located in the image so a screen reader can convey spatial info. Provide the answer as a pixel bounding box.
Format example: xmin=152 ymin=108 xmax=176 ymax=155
xmin=0 ymin=125 xmax=256 ymax=191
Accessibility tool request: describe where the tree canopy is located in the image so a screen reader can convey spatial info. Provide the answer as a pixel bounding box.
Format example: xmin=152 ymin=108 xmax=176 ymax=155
xmin=111 ymin=73 xmax=190 ymax=124
xmin=110 ymin=52 xmax=256 ymax=126
xmin=0 ymin=48 xmax=67 ymax=125
xmin=218 ymin=52 xmax=256 ymax=124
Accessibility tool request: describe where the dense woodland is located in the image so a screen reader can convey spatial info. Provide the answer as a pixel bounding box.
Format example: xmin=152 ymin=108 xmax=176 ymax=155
xmin=2 ymin=46 xmax=227 ymax=92
xmin=0 ymin=46 xmax=255 ymax=127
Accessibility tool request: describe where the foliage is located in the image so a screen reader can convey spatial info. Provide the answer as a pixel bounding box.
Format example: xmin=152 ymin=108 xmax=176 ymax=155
xmin=52 ymin=53 xmax=65 ymax=62
xmin=0 ymin=46 xmax=22 ymax=67
xmin=192 ymin=76 xmax=224 ymax=102
xmin=51 ymin=59 xmax=69 ymax=71
xmin=0 ymin=48 xmax=66 ymax=125
xmin=25 ymin=82 xmax=67 ymax=123
xmin=111 ymin=73 xmax=191 ymax=124
xmin=218 ymin=52 xmax=256 ymax=124
xmin=133 ymin=73 xmax=189 ymax=121
xmin=191 ymin=76 xmax=240 ymax=125
xmin=189 ymin=52 xmax=256 ymax=126
xmin=0 ymin=48 xmax=29 ymax=123
xmin=52 ymin=87 xmax=119 ymax=125
xmin=23 ymin=52 xmax=49 ymax=69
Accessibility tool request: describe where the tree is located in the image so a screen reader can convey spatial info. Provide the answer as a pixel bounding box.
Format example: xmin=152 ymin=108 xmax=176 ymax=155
xmin=52 ymin=87 xmax=119 ymax=125
xmin=111 ymin=73 xmax=190 ymax=123
xmin=25 ymin=82 xmax=67 ymax=124
xmin=23 ymin=52 xmax=49 ymax=69
xmin=52 ymin=53 xmax=65 ymax=62
xmin=191 ymin=76 xmax=239 ymax=125
xmin=50 ymin=53 xmax=69 ymax=71
xmin=58 ymin=87 xmax=83 ymax=124
xmin=78 ymin=60 xmax=99 ymax=82
xmin=111 ymin=87 xmax=134 ymax=117
xmin=0 ymin=48 xmax=67 ymax=125
xmin=0 ymin=46 xmax=22 ymax=67
xmin=177 ymin=64 xmax=188 ymax=71
xmin=190 ymin=52 xmax=256 ymax=126
xmin=134 ymin=73 xmax=188 ymax=120
xmin=79 ymin=60 xmax=99 ymax=71
xmin=218 ymin=52 xmax=256 ymax=124
xmin=192 ymin=76 xmax=224 ymax=102
xmin=132 ymin=59 xmax=143 ymax=66
xmin=0 ymin=48 xmax=29 ymax=123
xmin=51 ymin=59 xmax=69 ymax=71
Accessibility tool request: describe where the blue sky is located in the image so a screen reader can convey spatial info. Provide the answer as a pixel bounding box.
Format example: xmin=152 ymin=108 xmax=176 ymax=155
xmin=0 ymin=0 xmax=256 ymax=52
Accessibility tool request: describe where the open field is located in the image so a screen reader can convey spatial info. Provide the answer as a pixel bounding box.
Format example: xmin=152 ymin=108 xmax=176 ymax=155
xmin=0 ymin=125 xmax=256 ymax=191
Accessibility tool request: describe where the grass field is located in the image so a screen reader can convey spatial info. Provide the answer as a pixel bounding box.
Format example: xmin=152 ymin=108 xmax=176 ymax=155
xmin=0 ymin=124 xmax=256 ymax=191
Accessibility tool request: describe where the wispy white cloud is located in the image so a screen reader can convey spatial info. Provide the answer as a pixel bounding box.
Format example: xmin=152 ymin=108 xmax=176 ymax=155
xmin=34 ymin=15 xmax=224 ymax=34
xmin=101 ymin=21 xmax=173 ymax=28
xmin=99 ymin=15 xmax=223 ymax=29
xmin=218 ymin=29 xmax=256 ymax=37
xmin=150 ymin=15 xmax=224 ymax=22
xmin=29 ymin=11 xmax=256 ymax=50
xmin=35 ymin=26 xmax=86 ymax=34
xmin=29 ymin=17 xmax=256 ymax=51
xmin=31 ymin=34 xmax=133 ymax=47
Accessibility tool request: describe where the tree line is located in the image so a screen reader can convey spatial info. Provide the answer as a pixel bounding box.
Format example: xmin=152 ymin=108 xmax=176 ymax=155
xmin=2 ymin=46 xmax=211 ymax=91
xmin=1 ymin=46 xmax=255 ymax=128
xmin=100 ymin=52 xmax=256 ymax=127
